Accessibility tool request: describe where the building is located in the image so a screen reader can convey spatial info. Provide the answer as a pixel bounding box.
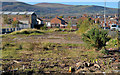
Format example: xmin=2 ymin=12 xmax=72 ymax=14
xmin=50 ymin=16 xmax=68 ymax=28
xmin=0 ymin=11 xmax=42 ymax=29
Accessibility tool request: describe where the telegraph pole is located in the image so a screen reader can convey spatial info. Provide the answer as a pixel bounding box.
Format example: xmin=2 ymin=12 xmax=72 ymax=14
xmin=118 ymin=31 xmax=120 ymax=50
xmin=104 ymin=0 xmax=106 ymax=29
xmin=118 ymin=1 xmax=120 ymax=50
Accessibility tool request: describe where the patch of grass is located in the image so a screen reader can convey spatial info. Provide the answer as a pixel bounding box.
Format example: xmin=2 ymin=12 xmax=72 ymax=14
xmin=10 ymin=29 xmax=44 ymax=35
xmin=106 ymin=38 xmax=118 ymax=49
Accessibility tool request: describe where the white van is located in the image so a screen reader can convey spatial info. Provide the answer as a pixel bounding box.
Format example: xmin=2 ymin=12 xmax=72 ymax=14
xmin=110 ymin=24 xmax=120 ymax=31
xmin=110 ymin=24 xmax=117 ymax=31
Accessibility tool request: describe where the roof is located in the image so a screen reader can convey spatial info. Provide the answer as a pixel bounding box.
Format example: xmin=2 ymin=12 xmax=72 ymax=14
xmin=0 ymin=11 xmax=35 ymax=15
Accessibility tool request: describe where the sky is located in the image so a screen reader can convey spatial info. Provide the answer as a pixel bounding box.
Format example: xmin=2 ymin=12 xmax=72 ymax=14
xmin=16 ymin=0 xmax=120 ymax=2
xmin=1 ymin=0 xmax=120 ymax=8
xmin=17 ymin=0 xmax=120 ymax=8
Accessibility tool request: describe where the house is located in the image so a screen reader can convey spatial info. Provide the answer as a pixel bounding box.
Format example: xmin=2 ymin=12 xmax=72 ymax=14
xmin=50 ymin=16 xmax=67 ymax=28
xmin=0 ymin=11 xmax=42 ymax=29
xmin=66 ymin=19 xmax=78 ymax=30
xmin=35 ymin=18 xmax=44 ymax=29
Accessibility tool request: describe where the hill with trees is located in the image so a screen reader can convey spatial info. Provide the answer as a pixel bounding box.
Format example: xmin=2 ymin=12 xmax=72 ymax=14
xmin=2 ymin=2 xmax=118 ymax=16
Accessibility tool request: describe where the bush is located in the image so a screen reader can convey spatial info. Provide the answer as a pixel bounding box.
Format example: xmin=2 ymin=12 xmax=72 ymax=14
xmin=82 ymin=28 xmax=110 ymax=50
xmin=100 ymin=48 xmax=109 ymax=55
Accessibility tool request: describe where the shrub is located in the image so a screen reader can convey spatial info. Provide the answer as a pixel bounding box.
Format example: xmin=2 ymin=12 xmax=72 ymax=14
xmin=100 ymin=48 xmax=109 ymax=55
xmin=82 ymin=28 xmax=110 ymax=50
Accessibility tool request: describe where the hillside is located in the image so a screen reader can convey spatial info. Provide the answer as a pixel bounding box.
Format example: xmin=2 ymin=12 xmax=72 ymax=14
xmin=2 ymin=2 xmax=118 ymax=16
xmin=35 ymin=3 xmax=73 ymax=7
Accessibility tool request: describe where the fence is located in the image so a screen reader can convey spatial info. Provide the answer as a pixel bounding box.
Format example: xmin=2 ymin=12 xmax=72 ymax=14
xmin=1 ymin=28 xmax=23 ymax=34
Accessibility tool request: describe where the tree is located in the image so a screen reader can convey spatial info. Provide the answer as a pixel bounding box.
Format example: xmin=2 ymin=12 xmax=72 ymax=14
xmin=12 ymin=20 xmax=19 ymax=27
xmin=82 ymin=28 xmax=110 ymax=50
xmin=4 ymin=17 xmax=13 ymax=24
xmin=73 ymin=16 xmax=76 ymax=19
xmin=40 ymin=23 xmax=47 ymax=30
xmin=77 ymin=19 xmax=91 ymax=33
xmin=67 ymin=21 xmax=72 ymax=30
xmin=96 ymin=19 xmax=100 ymax=24
xmin=59 ymin=16 xmax=63 ymax=19
xmin=77 ymin=19 xmax=83 ymax=28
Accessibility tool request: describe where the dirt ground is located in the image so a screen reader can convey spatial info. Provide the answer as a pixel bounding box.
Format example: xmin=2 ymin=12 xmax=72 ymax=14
xmin=1 ymin=31 xmax=120 ymax=74
xmin=11 ymin=32 xmax=84 ymax=44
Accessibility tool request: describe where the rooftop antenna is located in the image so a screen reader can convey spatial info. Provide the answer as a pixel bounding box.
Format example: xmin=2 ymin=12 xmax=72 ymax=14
xmin=104 ymin=0 xmax=106 ymax=29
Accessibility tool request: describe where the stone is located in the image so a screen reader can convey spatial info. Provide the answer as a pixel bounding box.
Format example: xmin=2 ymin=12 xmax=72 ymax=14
xmin=49 ymin=65 xmax=54 ymax=68
xmin=13 ymin=60 xmax=20 ymax=63
xmin=84 ymin=62 xmax=94 ymax=67
xmin=94 ymin=64 xmax=101 ymax=68
xmin=75 ymin=67 xmax=89 ymax=73
xmin=76 ymin=62 xmax=84 ymax=70
xmin=76 ymin=62 xmax=82 ymax=67
xmin=60 ymin=64 xmax=67 ymax=68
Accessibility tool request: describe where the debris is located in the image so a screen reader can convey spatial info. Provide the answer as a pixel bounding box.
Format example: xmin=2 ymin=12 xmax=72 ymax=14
xmin=75 ymin=67 xmax=89 ymax=73
xmin=94 ymin=64 xmax=100 ymax=68
xmin=69 ymin=67 xmax=71 ymax=72
xmin=13 ymin=60 xmax=20 ymax=63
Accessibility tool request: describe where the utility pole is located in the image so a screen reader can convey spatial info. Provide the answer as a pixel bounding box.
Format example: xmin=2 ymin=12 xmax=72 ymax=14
xmin=118 ymin=31 xmax=120 ymax=50
xmin=104 ymin=0 xmax=106 ymax=29
xmin=118 ymin=1 xmax=120 ymax=51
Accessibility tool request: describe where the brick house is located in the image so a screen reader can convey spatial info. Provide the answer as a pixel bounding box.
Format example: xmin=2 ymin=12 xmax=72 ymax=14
xmin=50 ymin=16 xmax=67 ymax=28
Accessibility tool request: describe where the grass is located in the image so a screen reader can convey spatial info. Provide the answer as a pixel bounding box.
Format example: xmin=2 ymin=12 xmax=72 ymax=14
xmin=106 ymin=38 xmax=118 ymax=49
xmin=10 ymin=29 xmax=44 ymax=35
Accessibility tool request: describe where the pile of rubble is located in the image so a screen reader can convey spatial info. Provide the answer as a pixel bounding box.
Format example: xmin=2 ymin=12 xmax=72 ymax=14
xmin=74 ymin=61 xmax=101 ymax=73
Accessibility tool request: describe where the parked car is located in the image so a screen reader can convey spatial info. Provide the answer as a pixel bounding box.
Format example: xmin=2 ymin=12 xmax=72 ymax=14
xmin=110 ymin=24 xmax=117 ymax=31
xmin=110 ymin=24 xmax=120 ymax=31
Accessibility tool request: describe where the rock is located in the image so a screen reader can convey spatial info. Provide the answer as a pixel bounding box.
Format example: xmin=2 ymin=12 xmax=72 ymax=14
xmin=111 ymin=70 xmax=120 ymax=73
xmin=75 ymin=67 xmax=89 ymax=73
xmin=76 ymin=62 xmax=84 ymax=70
xmin=94 ymin=64 xmax=101 ymax=68
xmin=76 ymin=62 xmax=82 ymax=67
xmin=95 ymin=70 xmax=102 ymax=73
xmin=84 ymin=62 xmax=94 ymax=67
xmin=71 ymin=68 xmax=75 ymax=72
xmin=88 ymin=66 xmax=96 ymax=72
xmin=13 ymin=60 xmax=20 ymax=63
xmin=60 ymin=64 xmax=67 ymax=68
xmin=49 ymin=65 xmax=54 ymax=68
xmin=44 ymin=71 xmax=50 ymax=73
xmin=41 ymin=59 xmax=45 ymax=61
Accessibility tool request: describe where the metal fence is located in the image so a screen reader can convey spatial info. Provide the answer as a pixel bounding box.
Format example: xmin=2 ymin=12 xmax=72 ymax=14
xmin=1 ymin=28 xmax=23 ymax=34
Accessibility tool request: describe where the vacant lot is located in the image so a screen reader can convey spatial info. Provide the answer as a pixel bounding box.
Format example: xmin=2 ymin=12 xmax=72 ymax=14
xmin=1 ymin=29 xmax=120 ymax=74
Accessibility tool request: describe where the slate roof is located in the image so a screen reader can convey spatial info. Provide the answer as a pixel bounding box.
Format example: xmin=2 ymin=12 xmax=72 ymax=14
xmin=0 ymin=11 xmax=35 ymax=15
